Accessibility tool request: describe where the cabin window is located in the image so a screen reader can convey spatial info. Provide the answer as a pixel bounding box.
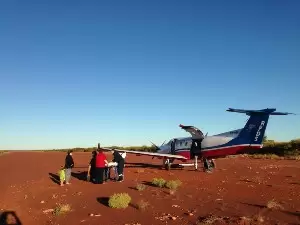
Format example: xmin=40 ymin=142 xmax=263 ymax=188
xmin=185 ymin=142 xmax=188 ymax=146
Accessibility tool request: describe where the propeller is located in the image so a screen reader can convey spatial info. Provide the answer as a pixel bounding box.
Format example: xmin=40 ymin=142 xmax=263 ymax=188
xmin=150 ymin=141 xmax=160 ymax=151
xmin=149 ymin=140 xmax=166 ymax=152
xmin=161 ymin=140 xmax=166 ymax=147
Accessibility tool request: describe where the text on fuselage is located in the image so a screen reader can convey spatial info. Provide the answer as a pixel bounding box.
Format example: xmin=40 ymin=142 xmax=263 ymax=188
xmin=254 ymin=121 xmax=265 ymax=142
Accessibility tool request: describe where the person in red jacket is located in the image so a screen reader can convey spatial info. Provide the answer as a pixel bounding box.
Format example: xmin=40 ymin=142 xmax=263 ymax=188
xmin=95 ymin=149 xmax=108 ymax=184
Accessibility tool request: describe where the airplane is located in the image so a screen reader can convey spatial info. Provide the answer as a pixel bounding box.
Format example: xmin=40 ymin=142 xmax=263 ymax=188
xmin=100 ymin=108 xmax=295 ymax=171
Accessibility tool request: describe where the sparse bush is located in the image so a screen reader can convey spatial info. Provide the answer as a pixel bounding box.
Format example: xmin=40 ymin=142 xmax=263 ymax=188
xmin=108 ymin=193 xmax=131 ymax=209
xmin=250 ymin=138 xmax=300 ymax=158
xmin=251 ymin=154 xmax=281 ymax=160
xmin=136 ymin=199 xmax=149 ymax=211
xmin=252 ymin=214 xmax=264 ymax=223
xmin=165 ymin=180 xmax=182 ymax=190
xmin=266 ymin=199 xmax=284 ymax=210
xmin=196 ymin=214 xmax=223 ymax=224
xmin=136 ymin=183 xmax=146 ymax=191
xmin=53 ymin=204 xmax=71 ymax=216
xmin=152 ymin=178 xmax=166 ymax=187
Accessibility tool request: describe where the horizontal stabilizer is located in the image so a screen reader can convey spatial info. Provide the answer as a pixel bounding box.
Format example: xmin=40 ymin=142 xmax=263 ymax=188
xmin=227 ymin=108 xmax=296 ymax=116
xmin=269 ymin=112 xmax=297 ymax=115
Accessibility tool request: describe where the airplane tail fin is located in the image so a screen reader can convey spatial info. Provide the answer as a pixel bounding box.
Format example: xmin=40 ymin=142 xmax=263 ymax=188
xmin=227 ymin=108 xmax=295 ymax=145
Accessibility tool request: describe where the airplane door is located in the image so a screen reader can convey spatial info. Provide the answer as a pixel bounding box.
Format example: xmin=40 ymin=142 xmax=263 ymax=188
xmin=179 ymin=124 xmax=204 ymax=140
xmin=171 ymin=139 xmax=176 ymax=154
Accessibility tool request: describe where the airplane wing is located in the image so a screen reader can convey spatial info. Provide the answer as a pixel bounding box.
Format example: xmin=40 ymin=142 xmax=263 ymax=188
xmin=100 ymin=147 xmax=187 ymax=160
xmin=179 ymin=124 xmax=204 ymax=140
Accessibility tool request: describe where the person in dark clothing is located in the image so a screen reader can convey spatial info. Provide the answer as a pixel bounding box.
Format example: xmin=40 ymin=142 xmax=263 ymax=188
xmin=112 ymin=150 xmax=125 ymax=182
xmin=64 ymin=151 xmax=74 ymax=184
xmin=87 ymin=151 xmax=97 ymax=182
xmin=104 ymin=166 xmax=110 ymax=182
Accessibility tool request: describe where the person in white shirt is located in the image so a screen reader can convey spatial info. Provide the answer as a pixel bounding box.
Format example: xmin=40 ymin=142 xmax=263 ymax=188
xmin=120 ymin=152 xmax=126 ymax=160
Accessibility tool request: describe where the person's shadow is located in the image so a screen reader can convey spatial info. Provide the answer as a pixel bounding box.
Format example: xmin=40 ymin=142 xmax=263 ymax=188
xmin=49 ymin=171 xmax=89 ymax=184
xmin=71 ymin=171 xmax=88 ymax=181
xmin=0 ymin=211 xmax=22 ymax=225
xmin=96 ymin=197 xmax=109 ymax=207
xmin=48 ymin=173 xmax=60 ymax=185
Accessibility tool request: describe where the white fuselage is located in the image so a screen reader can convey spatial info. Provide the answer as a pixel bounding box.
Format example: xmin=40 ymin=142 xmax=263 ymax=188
xmin=157 ymin=129 xmax=243 ymax=158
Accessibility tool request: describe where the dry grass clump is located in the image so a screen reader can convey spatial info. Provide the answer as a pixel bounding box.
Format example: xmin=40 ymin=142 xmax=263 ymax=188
xmin=196 ymin=214 xmax=223 ymax=224
xmin=152 ymin=178 xmax=166 ymax=187
xmin=136 ymin=183 xmax=146 ymax=191
xmin=252 ymin=214 xmax=265 ymax=223
xmin=136 ymin=199 xmax=149 ymax=211
xmin=266 ymin=199 xmax=284 ymax=210
xmin=53 ymin=204 xmax=71 ymax=216
xmin=165 ymin=180 xmax=182 ymax=190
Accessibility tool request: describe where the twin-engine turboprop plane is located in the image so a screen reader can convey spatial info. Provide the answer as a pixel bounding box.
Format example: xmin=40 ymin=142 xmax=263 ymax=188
xmin=101 ymin=108 xmax=295 ymax=170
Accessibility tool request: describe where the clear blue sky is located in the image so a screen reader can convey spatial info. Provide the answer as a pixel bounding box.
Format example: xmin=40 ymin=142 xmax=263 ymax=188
xmin=0 ymin=0 xmax=299 ymax=150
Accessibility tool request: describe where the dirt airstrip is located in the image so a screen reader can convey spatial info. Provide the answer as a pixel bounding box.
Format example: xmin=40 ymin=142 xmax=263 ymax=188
xmin=0 ymin=151 xmax=299 ymax=225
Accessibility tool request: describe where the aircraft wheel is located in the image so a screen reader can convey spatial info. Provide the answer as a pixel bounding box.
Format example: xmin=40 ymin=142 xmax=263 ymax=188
xmin=165 ymin=163 xmax=171 ymax=171
xmin=210 ymin=160 xmax=216 ymax=169
xmin=164 ymin=159 xmax=170 ymax=170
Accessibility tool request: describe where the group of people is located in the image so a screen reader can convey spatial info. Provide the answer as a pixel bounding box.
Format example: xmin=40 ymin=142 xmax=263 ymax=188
xmin=58 ymin=147 xmax=126 ymax=186
xmin=58 ymin=147 xmax=213 ymax=186
xmin=87 ymin=148 xmax=126 ymax=184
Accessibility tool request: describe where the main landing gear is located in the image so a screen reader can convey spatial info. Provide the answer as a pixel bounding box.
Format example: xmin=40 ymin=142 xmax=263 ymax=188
xmin=162 ymin=156 xmax=217 ymax=172
xmin=163 ymin=158 xmax=172 ymax=170
xmin=203 ymin=158 xmax=216 ymax=173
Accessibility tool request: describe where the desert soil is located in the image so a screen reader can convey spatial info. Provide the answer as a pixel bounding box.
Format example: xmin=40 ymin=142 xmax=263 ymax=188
xmin=0 ymin=152 xmax=300 ymax=225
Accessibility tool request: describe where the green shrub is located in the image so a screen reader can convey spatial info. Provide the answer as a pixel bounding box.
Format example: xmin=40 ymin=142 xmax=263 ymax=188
xmin=251 ymin=154 xmax=281 ymax=160
xmin=108 ymin=193 xmax=131 ymax=209
xmin=250 ymin=138 xmax=300 ymax=158
xmin=152 ymin=178 xmax=166 ymax=187
xmin=165 ymin=180 xmax=182 ymax=190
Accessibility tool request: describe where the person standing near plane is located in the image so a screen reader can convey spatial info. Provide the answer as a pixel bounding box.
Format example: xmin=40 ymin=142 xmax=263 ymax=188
xmin=120 ymin=151 xmax=127 ymax=178
xmin=112 ymin=150 xmax=125 ymax=182
xmin=87 ymin=150 xmax=97 ymax=182
xmin=120 ymin=152 xmax=126 ymax=167
xmin=95 ymin=149 xmax=108 ymax=184
xmin=64 ymin=150 xmax=74 ymax=184
xmin=120 ymin=152 xmax=126 ymax=161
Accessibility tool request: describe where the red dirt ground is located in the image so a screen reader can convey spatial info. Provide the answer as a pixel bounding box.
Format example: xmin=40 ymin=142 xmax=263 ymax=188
xmin=0 ymin=152 xmax=300 ymax=225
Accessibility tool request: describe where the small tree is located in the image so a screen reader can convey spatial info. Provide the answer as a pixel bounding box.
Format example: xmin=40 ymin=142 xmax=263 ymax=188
xmin=263 ymin=135 xmax=267 ymax=143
